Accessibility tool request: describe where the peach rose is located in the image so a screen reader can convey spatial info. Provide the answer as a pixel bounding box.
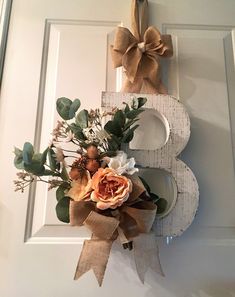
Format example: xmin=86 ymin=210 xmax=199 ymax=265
xmin=91 ymin=168 xmax=132 ymax=210
xmin=67 ymin=170 xmax=93 ymax=201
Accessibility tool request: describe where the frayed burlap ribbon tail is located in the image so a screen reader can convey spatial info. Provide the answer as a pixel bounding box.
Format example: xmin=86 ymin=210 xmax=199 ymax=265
xmin=110 ymin=0 xmax=173 ymax=94
xmin=74 ymin=238 xmax=112 ymax=286
xmin=133 ymin=233 xmax=164 ymax=283
xmin=70 ymin=177 xmax=164 ymax=286
xmin=71 ymin=208 xmax=119 ymax=286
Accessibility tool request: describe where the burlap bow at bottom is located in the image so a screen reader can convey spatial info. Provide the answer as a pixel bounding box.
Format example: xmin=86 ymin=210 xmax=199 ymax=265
xmin=70 ymin=177 xmax=164 ymax=286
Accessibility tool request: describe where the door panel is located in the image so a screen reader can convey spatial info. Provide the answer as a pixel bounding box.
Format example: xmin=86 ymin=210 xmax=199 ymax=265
xmin=166 ymin=25 xmax=235 ymax=229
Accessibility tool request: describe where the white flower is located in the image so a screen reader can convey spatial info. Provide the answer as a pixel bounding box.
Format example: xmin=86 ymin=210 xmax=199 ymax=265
xmin=108 ymin=151 xmax=138 ymax=175
xmin=95 ymin=129 xmax=110 ymax=141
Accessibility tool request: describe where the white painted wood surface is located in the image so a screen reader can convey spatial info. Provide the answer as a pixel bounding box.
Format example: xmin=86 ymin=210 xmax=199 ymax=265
xmin=0 ymin=0 xmax=235 ymax=296
xmin=102 ymin=91 xmax=199 ymax=236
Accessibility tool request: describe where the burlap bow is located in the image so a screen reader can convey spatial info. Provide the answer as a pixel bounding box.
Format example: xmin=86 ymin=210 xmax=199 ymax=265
xmin=110 ymin=0 xmax=173 ymax=94
xmin=70 ymin=176 xmax=164 ymax=286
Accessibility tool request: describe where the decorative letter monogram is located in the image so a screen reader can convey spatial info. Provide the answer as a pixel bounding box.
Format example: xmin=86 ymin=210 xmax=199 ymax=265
xmin=102 ymin=92 xmax=199 ymax=237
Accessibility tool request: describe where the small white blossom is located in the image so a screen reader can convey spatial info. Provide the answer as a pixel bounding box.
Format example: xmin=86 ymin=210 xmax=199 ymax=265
xmin=108 ymin=151 xmax=138 ymax=175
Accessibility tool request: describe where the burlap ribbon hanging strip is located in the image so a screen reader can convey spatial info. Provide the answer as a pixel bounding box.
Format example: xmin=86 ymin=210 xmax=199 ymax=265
xmin=70 ymin=177 xmax=164 ymax=286
xmin=110 ymin=0 xmax=173 ymax=94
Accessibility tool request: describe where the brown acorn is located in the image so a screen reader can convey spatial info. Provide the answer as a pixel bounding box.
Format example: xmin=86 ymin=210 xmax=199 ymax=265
xmin=69 ymin=168 xmax=81 ymax=180
xmin=86 ymin=144 xmax=99 ymax=159
xmin=85 ymin=159 xmax=100 ymax=174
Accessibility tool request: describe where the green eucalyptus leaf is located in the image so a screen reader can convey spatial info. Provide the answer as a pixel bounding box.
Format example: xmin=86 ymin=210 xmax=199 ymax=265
xmin=126 ymin=109 xmax=144 ymax=119
xmin=56 ymin=197 xmax=70 ymax=223
xmin=14 ymin=147 xmax=24 ymax=169
xmin=131 ymin=98 xmax=139 ymax=109
xmin=69 ymin=123 xmax=82 ymax=133
xmin=42 ymin=169 xmax=60 ymax=176
xmin=137 ymin=97 xmax=147 ymax=108
xmin=61 ymin=164 xmax=70 ymax=181
xmin=56 ymin=183 xmax=70 ymax=201
xmin=122 ymin=130 xmax=134 ymax=143
xmin=124 ymin=118 xmax=139 ymax=131
xmin=114 ymin=110 xmax=126 ymax=127
xmin=70 ymin=123 xmax=86 ymax=141
xmin=104 ymin=120 xmax=122 ymax=137
xmin=69 ymin=98 xmax=81 ymax=119
xmin=24 ymin=160 xmax=44 ymax=175
xmin=33 ymin=153 xmax=43 ymax=163
xmin=14 ymin=155 xmax=24 ymax=169
xmin=22 ymin=142 xmax=34 ymax=165
xmin=48 ymin=148 xmax=57 ymax=171
xmin=138 ymin=176 xmax=151 ymax=194
xmin=149 ymin=192 xmax=159 ymax=202
xmin=156 ymin=198 xmax=168 ymax=214
xmin=76 ymin=109 xmax=88 ymax=128
xmin=123 ymin=103 xmax=130 ymax=114
xmin=122 ymin=124 xmax=139 ymax=143
xmin=14 ymin=147 xmax=22 ymax=157
xmin=56 ymin=97 xmax=73 ymax=120
xmin=108 ymin=135 xmax=121 ymax=150
xmin=41 ymin=147 xmax=49 ymax=166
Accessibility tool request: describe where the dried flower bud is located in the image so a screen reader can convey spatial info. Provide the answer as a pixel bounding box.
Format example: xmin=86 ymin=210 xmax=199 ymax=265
xmin=86 ymin=145 xmax=99 ymax=159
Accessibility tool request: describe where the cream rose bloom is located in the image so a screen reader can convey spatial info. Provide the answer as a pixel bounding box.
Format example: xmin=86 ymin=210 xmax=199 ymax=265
xmin=107 ymin=151 xmax=138 ymax=175
xmin=90 ymin=168 xmax=132 ymax=210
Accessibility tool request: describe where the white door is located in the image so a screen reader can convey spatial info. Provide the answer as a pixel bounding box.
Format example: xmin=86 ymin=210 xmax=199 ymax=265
xmin=1 ymin=0 xmax=235 ymax=296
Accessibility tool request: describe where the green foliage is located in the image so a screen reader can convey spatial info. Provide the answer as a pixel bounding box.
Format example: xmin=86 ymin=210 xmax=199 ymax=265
xmin=56 ymin=183 xmax=70 ymax=201
xmin=41 ymin=147 xmax=49 ymax=166
xmin=14 ymin=96 xmax=149 ymax=224
xmin=56 ymin=196 xmax=70 ymax=223
xmin=56 ymin=97 xmax=81 ymax=120
xmin=122 ymin=124 xmax=139 ymax=143
xmin=69 ymin=99 xmax=81 ymax=119
xmin=123 ymin=118 xmax=139 ymax=131
xmin=48 ymin=148 xmax=57 ymax=171
xmin=131 ymin=98 xmax=139 ymax=110
xmin=138 ymin=97 xmax=147 ymax=108
xmin=156 ymin=198 xmax=168 ymax=214
xmin=126 ymin=109 xmax=143 ymax=119
xmin=76 ymin=109 xmax=89 ymax=128
xmin=14 ymin=147 xmax=24 ymax=169
xmin=69 ymin=123 xmax=87 ymax=141
xmin=138 ymin=176 xmax=151 ymax=194
xmin=24 ymin=158 xmax=44 ymax=175
xmin=104 ymin=97 xmax=147 ymax=150
xmin=107 ymin=135 xmax=120 ymax=151
xmin=104 ymin=120 xmax=122 ymax=137
xmin=113 ymin=110 xmax=126 ymax=127
xmin=22 ymin=142 xmax=34 ymax=165
xmin=123 ymin=102 xmax=130 ymax=114
xmin=139 ymin=175 xmax=168 ymax=215
xmin=14 ymin=142 xmax=64 ymax=178
xmin=61 ymin=163 xmax=70 ymax=181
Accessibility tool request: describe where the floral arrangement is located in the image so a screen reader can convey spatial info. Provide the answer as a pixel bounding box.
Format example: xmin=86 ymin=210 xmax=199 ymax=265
xmin=13 ymin=96 xmax=167 ymax=285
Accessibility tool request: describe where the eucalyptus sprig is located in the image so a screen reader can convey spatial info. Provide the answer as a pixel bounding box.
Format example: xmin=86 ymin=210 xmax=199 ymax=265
xmin=139 ymin=176 xmax=168 ymax=214
xmin=104 ymin=97 xmax=147 ymax=150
